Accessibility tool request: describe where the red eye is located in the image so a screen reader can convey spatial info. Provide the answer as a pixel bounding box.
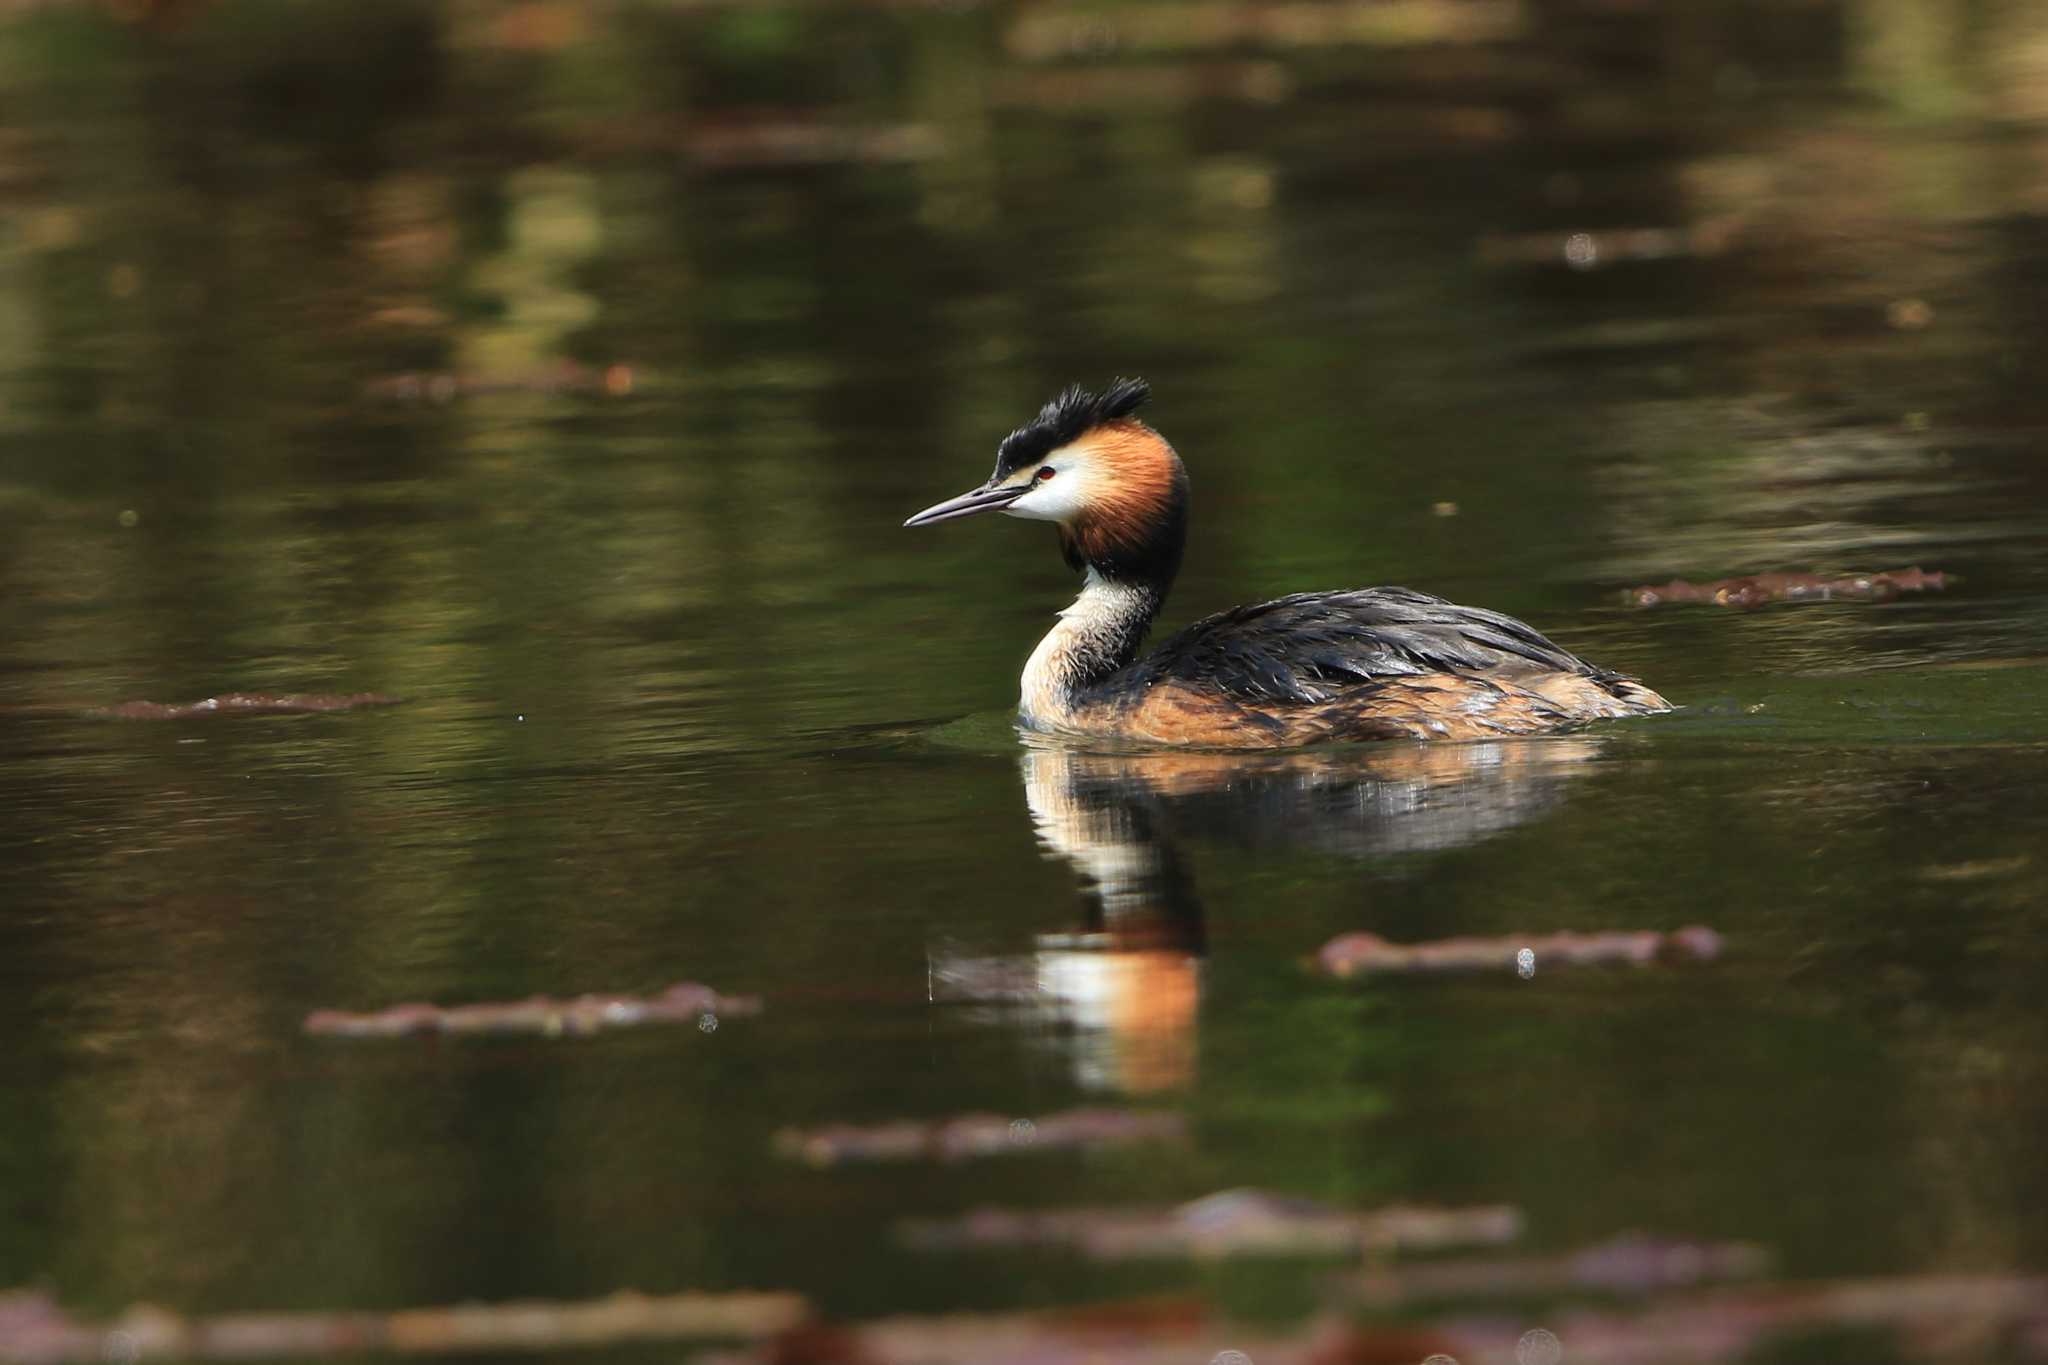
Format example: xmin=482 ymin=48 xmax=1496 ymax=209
xmin=1035 ymin=466 xmax=1057 ymax=482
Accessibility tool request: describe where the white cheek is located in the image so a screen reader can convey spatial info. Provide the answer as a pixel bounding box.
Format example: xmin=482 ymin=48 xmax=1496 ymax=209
xmin=1003 ymin=470 xmax=1095 ymax=522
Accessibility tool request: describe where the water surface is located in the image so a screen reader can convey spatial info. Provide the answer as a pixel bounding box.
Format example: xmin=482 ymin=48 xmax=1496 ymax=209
xmin=2 ymin=0 xmax=2046 ymax=1355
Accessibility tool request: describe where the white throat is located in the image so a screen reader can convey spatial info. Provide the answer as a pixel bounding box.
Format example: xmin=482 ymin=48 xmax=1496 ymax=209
xmin=1020 ymin=568 xmax=1159 ymax=728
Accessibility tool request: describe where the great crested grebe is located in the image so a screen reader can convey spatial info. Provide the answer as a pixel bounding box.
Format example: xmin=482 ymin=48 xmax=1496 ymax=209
xmin=904 ymin=379 xmax=1670 ymax=747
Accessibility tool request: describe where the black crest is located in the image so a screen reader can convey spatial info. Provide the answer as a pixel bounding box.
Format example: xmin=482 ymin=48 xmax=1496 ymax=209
xmin=992 ymin=377 xmax=1151 ymax=481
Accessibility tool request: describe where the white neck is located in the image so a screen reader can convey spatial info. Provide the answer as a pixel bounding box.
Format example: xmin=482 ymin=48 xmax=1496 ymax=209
xmin=1019 ymin=569 xmax=1161 ymax=728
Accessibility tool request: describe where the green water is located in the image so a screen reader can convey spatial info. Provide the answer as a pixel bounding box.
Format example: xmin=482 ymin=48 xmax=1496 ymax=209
xmin=2 ymin=0 xmax=2046 ymax=1354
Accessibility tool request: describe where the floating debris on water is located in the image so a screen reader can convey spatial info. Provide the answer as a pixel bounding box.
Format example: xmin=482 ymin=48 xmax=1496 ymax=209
xmin=1316 ymin=927 xmax=1722 ymax=979
xmin=682 ymin=121 xmax=943 ymax=169
xmin=774 ymin=1108 xmax=1185 ymax=1168
xmin=562 ymin=116 xmax=945 ymax=167
xmin=363 ymin=361 xmax=635 ymax=403
xmin=689 ymin=1273 xmax=2048 ymax=1365
xmin=1625 ymin=567 xmax=1951 ymax=609
xmin=19 ymin=1270 xmax=2027 ymax=1365
xmin=1916 ymin=855 xmax=2030 ymax=882
xmin=1428 ymin=1273 xmax=2048 ymax=1365
xmin=305 ymin=982 xmax=761 ymax=1040
xmin=1886 ymin=297 xmax=1935 ymax=330
xmin=897 ymin=1189 xmax=1522 ymax=1260
xmin=0 ymin=1286 xmax=807 ymax=1364
xmin=1346 ymin=1234 xmax=1773 ymax=1307
xmin=94 ymin=694 xmax=406 ymax=720
xmin=702 ymin=1312 xmax=1457 ymax=1365
xmin=1005 ymin=0 xmax=1525 ymax=60
xmin=1477 ymin=218 xmax=1750 ymax=268
xmin=988 ymin=61 xmax=1294 ymax=109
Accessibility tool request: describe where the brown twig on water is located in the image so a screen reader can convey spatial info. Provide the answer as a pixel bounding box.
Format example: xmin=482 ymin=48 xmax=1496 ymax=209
xmin=897 ymin=1189 xmax=1522 ymax=1260
xmin=1477 ymin=218 xmax=1751 ymax=268
xmin=699 ymin=1313 xmax=1447 ymax=1365
xmin=304 ymin=982 xmax=760 ymax=1040
xmin=699 ymin=1273 xmax=2048 ymax=1365
xmin=1624 ymin=566 xmax=1951 ymax=610
xmin=569 ymin=116 xmax=944 ymax=168
xmin=1006 ymin=0 xmax=1523 ymax=60
xmin=683 ymin=121 xmax=943 ymax=169
xmin=0 ymin=1287 xmax=808 ymax=1365
xmin=1432 ymin=1273 xmax=2048 ymax=1365
xmin=94 ymin=693 xmax=406 ymax=720
xmin=1316 ymin=927 xmax=1722 ymax=979
xmin=1345 ymin=1234 xmax=1773 ymax=1306
xmin=363 ymin=362 xmax=635 ymax=403
xmin=774 ymin=1108 xmax=1185 ymax=1168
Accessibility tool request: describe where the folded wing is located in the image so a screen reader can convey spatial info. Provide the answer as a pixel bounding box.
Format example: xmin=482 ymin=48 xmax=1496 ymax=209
xmin=1130 ymin=587 xmax=1623 ymax=705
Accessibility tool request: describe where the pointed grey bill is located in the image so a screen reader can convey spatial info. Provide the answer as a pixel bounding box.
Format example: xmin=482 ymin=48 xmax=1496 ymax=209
xmin=903 ymin=482 xmax=1027 ymax=527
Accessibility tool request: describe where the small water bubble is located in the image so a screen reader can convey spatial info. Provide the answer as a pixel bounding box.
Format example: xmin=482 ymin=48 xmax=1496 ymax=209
xmin=1211 ymin=1352 xmax=1254 ymax=1365
xmin=1563 ymin=233 xmax=1598 ymax=270
xmin=1008 ymin=1118 xmax=1036 ymax=1145
xmin=515 ymin=714 xmax=525 ymax=723
xmin=697 ymin=1012 xmax=718 ymax=1034
xmin=117 ymin=509 xmax=139 ymax=528
xmin=1516 ymin=1328 xmax=1562 ymax=1365
xmin=1516 ymin=947 xmax=1536 ymax=979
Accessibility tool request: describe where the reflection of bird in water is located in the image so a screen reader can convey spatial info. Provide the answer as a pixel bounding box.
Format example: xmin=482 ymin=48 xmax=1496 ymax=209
xmin=905 ymin=379 xmax=1668 ymax=747
xmin=932 ymin=738 xmax=1602 ymax=1094
xmin=1030 ymin=736 xmax=1606 ymax=865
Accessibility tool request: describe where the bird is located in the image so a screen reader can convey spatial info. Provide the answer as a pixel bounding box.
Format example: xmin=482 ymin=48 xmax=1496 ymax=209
xmin=903 ymin=379 xmax=1670 ymax=748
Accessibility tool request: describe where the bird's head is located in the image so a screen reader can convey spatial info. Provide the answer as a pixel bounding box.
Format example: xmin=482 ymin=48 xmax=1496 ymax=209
xmin=904 ymin=378 xmax=1188 ymax=585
